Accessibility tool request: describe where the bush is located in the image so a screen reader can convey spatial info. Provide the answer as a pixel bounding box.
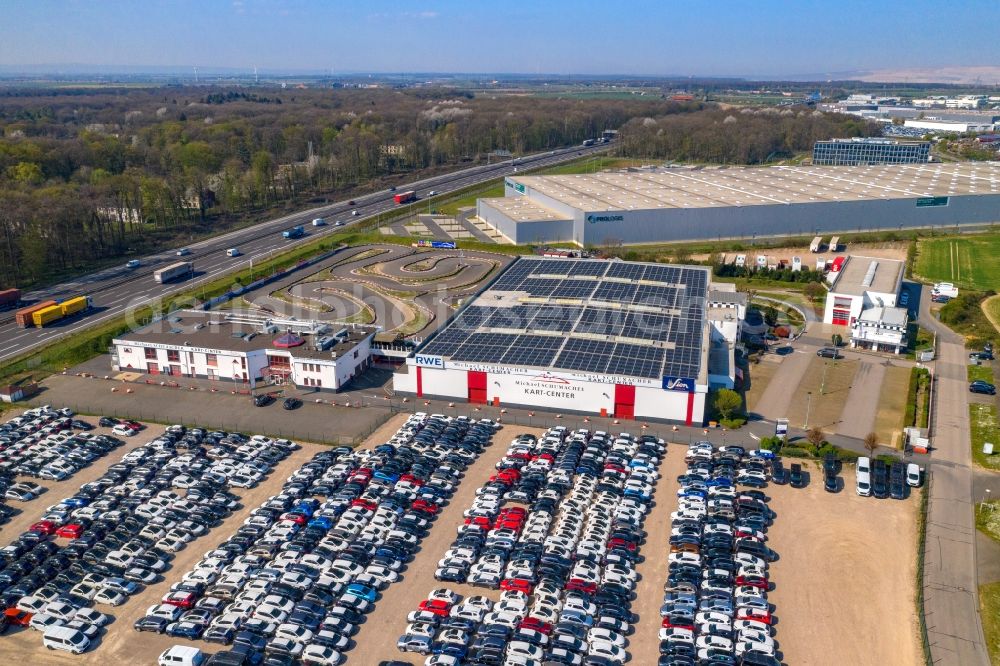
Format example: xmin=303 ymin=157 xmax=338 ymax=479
xmin=759 ymin=436 xmax=784 ymax=452
xmin=817 ymin=443 xmax=837 ymax=458
xmin=833 ymin=447 xmax=861 ymax=462
xmin=876 ymin=453 xmax=901 ymax=464
xmin=719 ymin=417 xmax=746 ymax=429
xmin=781 ymin=447 xmax=813 ymax=458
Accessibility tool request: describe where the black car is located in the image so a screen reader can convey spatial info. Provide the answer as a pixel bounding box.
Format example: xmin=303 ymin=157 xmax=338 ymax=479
xmin=970 ymin=381 xmax=997 ymax=395
xmin=816 ymin=347 xmax=842 ymax=359
xmin=823 ymin=470 xmax=838 ymax=493
xmin=282 ymin=397 xmax=302 ymax=410
xmin=99 ymin=417 xmax=118 ymax=427
xmin=253 ymin=394 xmax=274 ymax=407
xmin=789 ymin=463 xmax=804 ymax=488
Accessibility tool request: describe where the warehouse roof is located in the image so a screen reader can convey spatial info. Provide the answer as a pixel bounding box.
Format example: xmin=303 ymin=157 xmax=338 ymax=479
xmin=489 ymin=162 xmax=1000 ymax=214
xmin=479 ymin=196 xmax=573 ymax=223
xmin=417 ymin=257 xmax=711 ymax=381
xmin=829 ymin=256 xmax=905 ymax=297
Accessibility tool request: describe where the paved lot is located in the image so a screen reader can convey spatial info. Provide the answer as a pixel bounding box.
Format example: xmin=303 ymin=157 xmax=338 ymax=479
xmin=767 ymin=466 xmax=921 ymax=666
xmin=0 ymin=420 xmax=329 ymax=665
xmin=29 ymin=373 xmax=390 ymax=445
xmin=749 ymin=346 xmax=815 ymax=422
xmin=837 ymin=358 xmax=887 ymax=440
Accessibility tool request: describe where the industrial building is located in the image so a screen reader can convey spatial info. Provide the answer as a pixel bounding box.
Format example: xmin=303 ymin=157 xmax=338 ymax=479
xmin=477 ymin=162 xmax=1000 ymax=246
xmin=823 ymin=254 xmax=905 ymax=327
xmin=393 ymin=257 xmax=746 ymax=425
xmin=812 ymin=138 xmax=930 ymax=166
xmin=111 ymin=311 xmax=376 ymax=392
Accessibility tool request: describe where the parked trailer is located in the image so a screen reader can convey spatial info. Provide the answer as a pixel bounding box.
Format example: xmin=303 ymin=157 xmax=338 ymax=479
xmin=153 ymin=261 xmax=194 ymax=284
xmin=0 ymin=288 xmax=21 ymax=309
xmin=393 ymin=191 xmax=416 ymax=205
xmin=810 ymin=236 xmax=823 ymax=253
xmin=829 ymin=236 xmax=840 ymax=252
xmin=15 ymin=300 xmax=57 ymax=327
xmin=32 ymin=304 xmax=64 ymax=327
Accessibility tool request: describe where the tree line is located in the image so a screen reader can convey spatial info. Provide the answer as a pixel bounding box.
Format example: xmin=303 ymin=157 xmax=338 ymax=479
xmin=0 ymin=85 xmax=698 ymax=287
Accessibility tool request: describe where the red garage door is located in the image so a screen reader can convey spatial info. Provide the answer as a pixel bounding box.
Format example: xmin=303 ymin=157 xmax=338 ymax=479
xmin=831 ymin=296 xmax=852 ymax=326
xmin=614 ymin=384 xmax=635 ymax=420
xmin=468 ymin=371 xmax=487 ymax=404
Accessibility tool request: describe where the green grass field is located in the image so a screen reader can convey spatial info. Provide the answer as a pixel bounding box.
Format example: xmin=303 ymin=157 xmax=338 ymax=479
xmin=915 ymin=235 xmax=1000 ymax=291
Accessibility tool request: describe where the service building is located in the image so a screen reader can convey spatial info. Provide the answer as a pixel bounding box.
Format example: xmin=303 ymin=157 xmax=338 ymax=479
xmin=823 ymin=255 xmax=905 ymax=327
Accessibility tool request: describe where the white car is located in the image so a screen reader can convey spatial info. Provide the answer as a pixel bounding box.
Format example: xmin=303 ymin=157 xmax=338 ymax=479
xmin=74 ymin=608 xmax=110 ymax=627
xmin=737 ymin=640 xmax=776 ymax=656
xmin=274 ymin=622 xmax=313 ymax=644
xmin=587 ymin=627 xmax=625 ymax=648
xmin=146 ymin=604 xmax=183 ymax=622
xmin=301 ymin=644 xmax=341 ymax=665
xmin=93 ymin=589 xmax=128 ymax=607
xmin=696 ymin=634 xmax=733 ymax=651
xmin=588 ymin=641 xmax=627 ymax=662
xmin=658 ymin=626 xmax=694 ymax=642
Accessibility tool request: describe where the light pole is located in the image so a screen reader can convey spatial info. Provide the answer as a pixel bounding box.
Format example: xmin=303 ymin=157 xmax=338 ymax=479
xmin=984 ymin=489 xmax=992 ymax=515
xmin=805 ymin=391 xmax=812 ymax=429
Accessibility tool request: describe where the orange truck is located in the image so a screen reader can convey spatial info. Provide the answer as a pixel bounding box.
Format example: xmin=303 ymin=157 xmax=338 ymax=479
xmin=15 ymin=300 xmax=57 ymax=327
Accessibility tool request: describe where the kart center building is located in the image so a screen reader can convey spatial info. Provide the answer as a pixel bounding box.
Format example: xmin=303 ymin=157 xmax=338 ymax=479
xmin=477 ymin=162 xmax=1000 ymax=246
xmin=393 ymin=257 xmax=746 ymax=425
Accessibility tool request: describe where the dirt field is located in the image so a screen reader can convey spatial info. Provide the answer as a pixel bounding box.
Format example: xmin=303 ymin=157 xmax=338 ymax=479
xmin=745 ymin=356 xmax=780 ymax=414
xmin=767 ymin=465 xmax=921 ymax=665
xmin=874 ymin=365 xmax=911 ymax=447
xmin=0 ymin=421 xmax=331 ymax=665
xmin=786 ymin=358 xmax=859 ymax=430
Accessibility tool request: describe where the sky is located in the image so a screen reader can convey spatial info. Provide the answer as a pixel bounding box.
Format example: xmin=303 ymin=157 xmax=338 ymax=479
xmin=1 ymin=0 xmax=998 ymax=79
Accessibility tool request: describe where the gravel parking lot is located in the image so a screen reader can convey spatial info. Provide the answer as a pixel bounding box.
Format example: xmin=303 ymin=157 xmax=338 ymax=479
xmin=0 ymin=418 xmax=324 ymax=665
xmin=766 ymin=463 xmax=921 ymax=665
xmin=347 ymin=423 xmax=544 ymax=664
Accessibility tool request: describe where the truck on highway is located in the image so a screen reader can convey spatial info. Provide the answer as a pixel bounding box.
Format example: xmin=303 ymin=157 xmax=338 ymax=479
xmin=16 ymin=300 xmax=57 ymax=327
xmin=15 ymin=296 xmax=93 ymax=328
xmin=582 ymin=139 xmax=595 ymax=147
xmin=0 ymin=288 xmax=21 ymax=310
xmin=393 ymin=191 xmax=416 ymax=205
xmin=283 ymin=226 xmax=305 ymax=239
xmin=153 ymin=261 xmax=194 ymax=284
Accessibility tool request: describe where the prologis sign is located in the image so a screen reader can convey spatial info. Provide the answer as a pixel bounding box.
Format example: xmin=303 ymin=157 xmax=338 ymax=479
xmin=587 ymin=213 xmax=625 ymax=224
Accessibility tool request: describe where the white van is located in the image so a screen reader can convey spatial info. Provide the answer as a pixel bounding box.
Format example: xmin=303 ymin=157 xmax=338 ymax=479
xmin=311 ymin=218 xmax=326 ymax=226
xmin=158 ymin=645 xmax=205 ymax=666
xmin=856 ymin=471 xmax=872 ymax=497
xmin=226 ymin=248 xmax=240 ymax=257
xmin=43 ymin=625 xmax=91 ymax=654
xmin=906 ymin=463 xmax=922 ymax=487
xmin=857 ymin=456 xmax=871 ymax=476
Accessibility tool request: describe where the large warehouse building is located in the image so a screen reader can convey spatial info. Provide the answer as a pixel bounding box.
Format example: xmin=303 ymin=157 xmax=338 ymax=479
xmin=393 ymin=257 xmax=746 ymax=425
xmin=477 ymin=162 xmax=1000 ymax=246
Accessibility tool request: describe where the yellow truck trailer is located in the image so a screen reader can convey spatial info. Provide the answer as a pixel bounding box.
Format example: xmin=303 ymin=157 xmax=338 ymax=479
xmin=60 ymin=296 xmax=90 ymax=316
xmin=32 ymin=304 xmax=64 ymax=327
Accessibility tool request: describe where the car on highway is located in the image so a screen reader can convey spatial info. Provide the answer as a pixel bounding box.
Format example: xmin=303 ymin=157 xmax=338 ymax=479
xmin=428 ymin=190 xmax=438 ymax=196
xmin=176 ymin=248 xmax=192 ymax=256
xmin=816 ymin=347 xmax=842 ymax=359
xmin=970 ymin=380 xmax=997 ymax=395
xmin=226 ymin=248 xmax=240 ymax=257
xmin=351 ymin=210 xmax=359 ymax=216
xmin=126 ymin=260 xmax=141 ymax=269
xmin=311 ymin=218 xmax=326 ymax=226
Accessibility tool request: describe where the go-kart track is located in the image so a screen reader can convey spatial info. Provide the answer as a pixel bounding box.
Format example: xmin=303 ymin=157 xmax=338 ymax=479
xmin=233 ymin=244 xmax=512 ymax=337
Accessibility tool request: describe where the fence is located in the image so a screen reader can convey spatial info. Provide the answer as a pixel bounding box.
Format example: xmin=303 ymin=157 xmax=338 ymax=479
xmin=916 ymin=474 xmax=932 ymax=666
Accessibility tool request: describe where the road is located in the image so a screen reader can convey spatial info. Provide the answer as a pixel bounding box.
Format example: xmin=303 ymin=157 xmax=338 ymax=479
xmin=918 ymin=291 xmax=991 ymax=665
xmin=0 ymin=143 xmax=609 ymax=363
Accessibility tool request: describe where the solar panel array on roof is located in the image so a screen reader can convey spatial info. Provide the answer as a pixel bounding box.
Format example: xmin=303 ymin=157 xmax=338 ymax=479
xmin=416 ymin=257 xmax=710 ymax=380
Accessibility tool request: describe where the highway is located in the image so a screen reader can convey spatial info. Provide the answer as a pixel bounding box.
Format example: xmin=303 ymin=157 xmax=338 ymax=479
xmin=0 ymin=143 xmax=609 ymax=364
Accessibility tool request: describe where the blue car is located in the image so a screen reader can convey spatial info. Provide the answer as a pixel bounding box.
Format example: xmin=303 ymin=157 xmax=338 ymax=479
xmin=165 ymin=621 xmax=205 ymax=639
xmin=706 ymin=477 xmax=733 ymax=487
xmin=61 ymin=496 xmax=91 ymax=508
xmin=432 ymin=642 xmax=468 ymax=659
xmin=307 ymin=516 xmax=333 ymax=530
xmin=374 ymin=471 xmax=400 ymax=483
xmin=345 ymin=583 xmax=378 ymax=602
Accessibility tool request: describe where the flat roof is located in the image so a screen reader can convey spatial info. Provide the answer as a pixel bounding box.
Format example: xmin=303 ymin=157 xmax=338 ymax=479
xmin=418 ymin=257 xmax=710 ymax=381
xmin=488 ymin=162 xmax=1000 ymax=214
xmin=480 ymin=196 xmax=572 ymax=223
xmin=830 ymin=256 xmax=904 ymax=297
xmin=115 ymin=310 xmax=374 ymax=360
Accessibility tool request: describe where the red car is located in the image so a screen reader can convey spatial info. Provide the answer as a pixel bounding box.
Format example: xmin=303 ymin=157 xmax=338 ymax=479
xmin=519 ymin=617 xmax=553 ymax=634
xmin=737 ymin=608 xmax=772 ymax=625
xmin=29 ymin=520 xmax=57 ymax=536
xmin=3 ymin=608 xmax=33 ymax=627
xmin=735 ymin=575 xmax=768 ymax=589
xmin=662 ymin=618 xmax=695 ymax=631
xmin=55 ymin=523 xmax=84 ymax=539
xmin=607 ymin=538 xmax=637 ymax=552
xmin=500 ymin=507 xmax=526 ymax=517
xmin=417 ymin=599 xmax=451 ymax=615
xmin=399 ymin=474 xmax=424 ymax=486
xmin=161 ymin=592 xmax=196 ymax=609
xmin=500 ymin=578 xmax=534 ymax=595
xmin=351 ymin=499 xmax=377 ymax=511
xmin=120 ymin=420 xmax=143 ymax=431
xmin=464 ymin=516 xmax=492 ymax=528
xmin=279 ymin=513 xmax=307 ymax=525
xmin=411 ymin=500 xmax=439 ymax=515
xmin=565 ymin=578 xmax=597 ymax=595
